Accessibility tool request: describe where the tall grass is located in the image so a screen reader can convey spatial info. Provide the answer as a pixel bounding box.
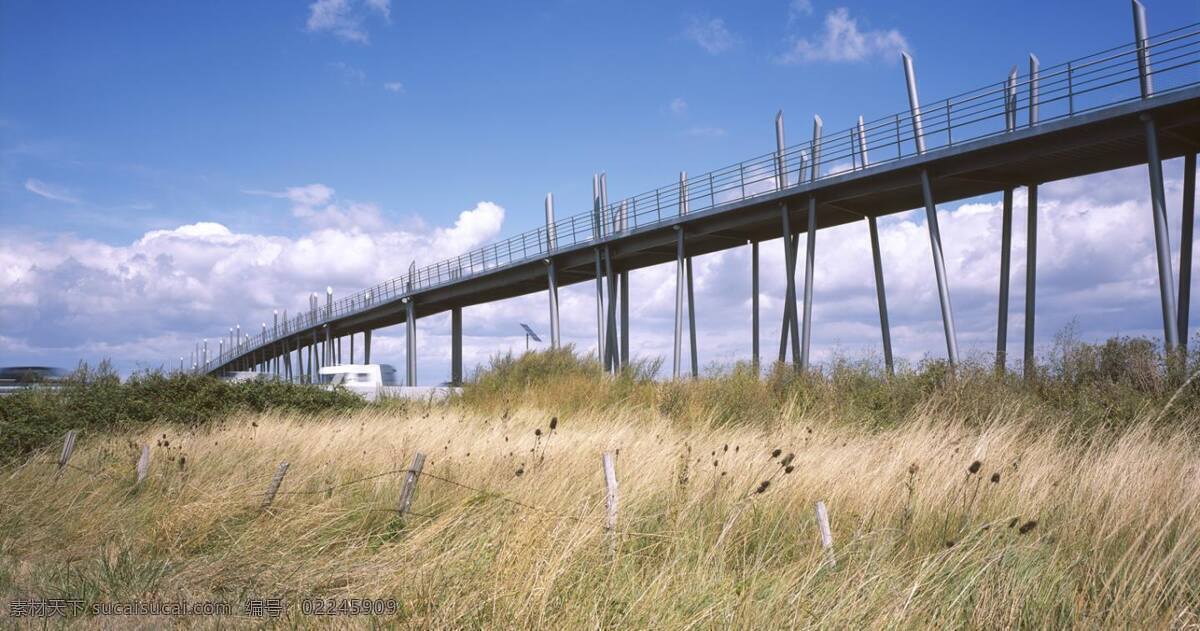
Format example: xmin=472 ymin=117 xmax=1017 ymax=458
xmin=1 ymin=335 xmax=1197 ymax=626
xmin=2 ymin=382 xmax=1199 ymax=624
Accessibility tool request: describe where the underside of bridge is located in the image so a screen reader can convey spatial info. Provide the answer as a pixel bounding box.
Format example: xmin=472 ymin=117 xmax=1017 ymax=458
xmin=198 ymin=9 xmax=1200 ymax=384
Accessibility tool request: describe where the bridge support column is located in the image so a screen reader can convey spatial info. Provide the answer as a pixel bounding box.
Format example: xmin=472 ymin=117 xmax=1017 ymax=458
xmin=1142 ymin=114 xmax=1180 ymax=354
xmin=800 ymin=196 xmax=816 ymax=371
xmin=1133 ymin=0 xmax=1180 ymax=356
xmin=451 ymin=306 xmax=463 ymax=386
xmin=920 ymin=171 xmax=960 ymax=365
xmin=592 ymin=175 xmax=606 ymax=363
xmin=799 ymin=116 xmax=822 ymax=372
xmin=350 ymin=333 xmax=354 ymax=364
xmin=778 ymin=213 xmax=801 ymax=367
xmin=1180 ymin=153 xmax=1196 ymax=353
xmin=868 ymin=216 xmax=894 ymax=376
xmin=620 ymin=270 xmax=629 ymax=368
xmin=904 ymin=52 xmax=959 ymax=366
xmin=544 ymin=193 xmax=561 ymax=349
xmin=673 ymin=226 xmax=685 ymax=379
xmin=997 ymin=188 xmax=1014 ymax=372
xmin=605 ymin=247 xmax=619 ymax=373
xmin=405 ymin=299 xmax=417 ymax=386
xmin=686 ymin=255 xmax=698 ymax=378
xmin=364 ymin=330 xmax=372 ymax=364
xmin=751 ymin=240 xmax=759 ymax=370
xmin=1024 ymin=184 xmax=1038 ymax=378
xmin=856 ymin=115 xmax=893 ymax=376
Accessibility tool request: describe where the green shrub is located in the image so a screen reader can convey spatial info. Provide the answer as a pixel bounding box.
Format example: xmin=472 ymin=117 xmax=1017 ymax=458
xmin=0 ymin=361 xmax=365 ymax=462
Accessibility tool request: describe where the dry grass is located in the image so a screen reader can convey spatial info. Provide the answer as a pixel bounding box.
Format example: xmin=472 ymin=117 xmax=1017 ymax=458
xmin=2 ymin=398 xmax=1199 ymax=628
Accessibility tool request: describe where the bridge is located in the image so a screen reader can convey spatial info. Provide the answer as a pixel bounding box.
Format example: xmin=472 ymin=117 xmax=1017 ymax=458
xmin=183 ymin=2 xmax=1200 ymax=385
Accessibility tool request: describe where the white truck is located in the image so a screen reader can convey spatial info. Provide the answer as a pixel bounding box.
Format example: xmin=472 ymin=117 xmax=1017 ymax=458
xmin=318 ymin=364 xmax=460 ymax=401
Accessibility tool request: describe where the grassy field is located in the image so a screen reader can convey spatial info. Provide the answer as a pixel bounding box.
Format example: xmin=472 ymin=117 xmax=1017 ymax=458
xmin=1 ymin=341 xmax=1199 ymax=628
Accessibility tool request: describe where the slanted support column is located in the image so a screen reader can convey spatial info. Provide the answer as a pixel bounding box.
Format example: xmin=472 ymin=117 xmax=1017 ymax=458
xmin=592 ymin=174 xmax=606 ymax=363
xmin=997 ymin=188 xmax=1015 ymax=372
xmin=451 ymin=307 xmax=463 ymax=386
xmin=856 ymin=116 xmax=893 ymax=375
xmin=800 ymin=115 xmax=822 ymax=371
xmin=778 ymin=212 xmax=800 ymax=366
xmin=774 ymin=111 xmax=800 ymax=368
xmin=1133 ymin=0 xmax=1179 ymax=355
xmin=904 ymin=51 xmax=960 ymax=365
xmin=751 ymin=240 xmax=760 ymax=370
xmin=604 ymin=246 xmax=619 ymax=374
xmin=405 ymin=299 xmax=417 ymax=386
xmin=1141 ymin=116 xmax=1179 ymax=353
xmin=544 ymin=193 xmax=561 ymax=349
xmin=1180 ymin=153 xmax=1196 ymax=353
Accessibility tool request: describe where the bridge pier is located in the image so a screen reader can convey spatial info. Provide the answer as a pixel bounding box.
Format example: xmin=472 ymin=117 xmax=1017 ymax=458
xmin=799 ymin=115 xmax=822 ymax=372
xmin=1134 ymin=0 xmax=1180 ymax=356
xmin=751 ymin=240 xmax=759 ymax=370
xmin=405 ymin=298 xmax=417 ymax=386
xmin=855 ymin=116 xmax=894 ymax=376
xmin=1024 ymin=184 xmax=1038 ymax=379
xmin=544 ymin=193 xmax=561 ymax=349
xmin=904 ymin=52 xmax=960 ymax=366
xmin=1180 ymin=152 xmax=1196 ymax=353
xmin=1024 ymin=54 xmax=1041 ymax=379
xmin=451 ymin=306 xmax=462 ymax=386
xmin=673 ymin=226 xmax=685 ymax=379
xmin=997 ymin=187 xmax=1014 ymax=372
xmin=364 ymin=329 xmax=371 ymax=364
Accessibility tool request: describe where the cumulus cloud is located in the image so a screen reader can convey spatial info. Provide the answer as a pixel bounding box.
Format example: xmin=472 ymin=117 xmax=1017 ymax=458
xmin=778 ymin=7 xmax=908 ymax=64
xmin=24 ymin=178 xmax=79 ymax=203
xmin=684 ymin=16 xmax=736 ymax=54
xmin=0 ymin=197 xmax=506 ymax=371
xmin=306 ymin=0 xmax=390 ymax=44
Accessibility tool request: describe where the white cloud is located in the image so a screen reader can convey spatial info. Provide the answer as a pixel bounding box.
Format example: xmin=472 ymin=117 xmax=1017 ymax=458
xmin=778 ymin=7 xmax=908 ymax=64
xmin=383 ymin=81 xmax=405 ymax=93
xmin=306 ymin=0 xmax=389 ymax=44
xmin=684 ymin=16 xmax=736 ymax=55
xmin=24 ymin=178 xmax=79 ymax=204
xmin=0 ymin=197 xmax=506 ymax=372
xmin=669 ymin=98 xmax=688 ymax=115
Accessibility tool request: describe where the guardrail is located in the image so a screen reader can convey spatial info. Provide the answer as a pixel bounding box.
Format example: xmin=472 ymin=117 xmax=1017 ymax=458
xmin=197 ymin=22 xmax=1200 ymax=373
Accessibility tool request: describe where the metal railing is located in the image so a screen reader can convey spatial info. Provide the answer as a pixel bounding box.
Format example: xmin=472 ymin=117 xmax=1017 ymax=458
xmin=197 ymin=22 xmax=1200 ymax=373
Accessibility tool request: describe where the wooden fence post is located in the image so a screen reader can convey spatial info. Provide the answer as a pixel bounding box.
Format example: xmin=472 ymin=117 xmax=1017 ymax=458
xmin=397 ymin=452 xmax=426 ymax=519
xmin=815 ymin=500 xmax=835 ymax=567
xmin=602 ymin=451 xmax=619 ymax=552
xmin=260 ymin=461 xmax=290 ymax=510
xmin=56 ymin=430 xmax=78 ymax=476
xmin=136 ymin=445 xmax=150 ymax=485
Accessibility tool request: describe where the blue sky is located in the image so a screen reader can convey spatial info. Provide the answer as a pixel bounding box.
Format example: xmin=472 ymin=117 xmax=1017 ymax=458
xmin=2 ymin=1 xmax=1198 ymax=381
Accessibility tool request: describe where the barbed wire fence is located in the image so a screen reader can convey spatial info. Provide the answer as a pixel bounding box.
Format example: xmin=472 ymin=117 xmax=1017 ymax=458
xmin=20 ymin=429 xmax=836 ymax=556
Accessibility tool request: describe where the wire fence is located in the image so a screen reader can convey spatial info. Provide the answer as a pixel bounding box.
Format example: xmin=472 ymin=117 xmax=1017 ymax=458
xmin=30 ymin=450 xmax=655 ymax=536
xmin=194 ymin=22 xmax=1200 ymax=374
